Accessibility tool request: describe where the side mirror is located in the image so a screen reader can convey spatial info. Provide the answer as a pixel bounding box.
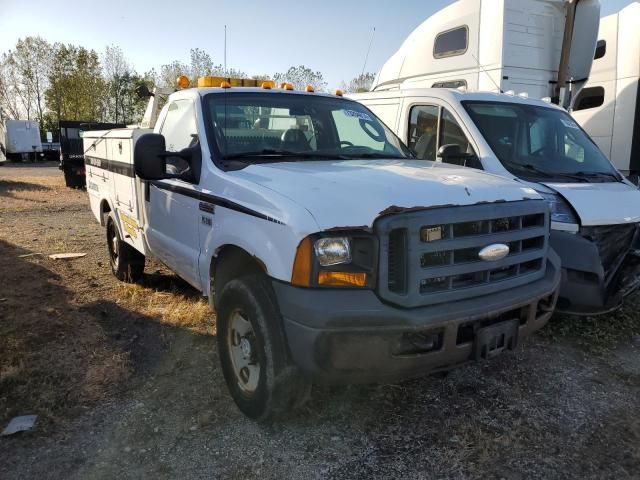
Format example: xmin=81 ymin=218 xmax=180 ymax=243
xmin=135 ymin=84 xmax=152 ymax=99
xmin=437 ymin=144 xmax=482 ymax=169
xmin=134 ymin=133 xmax=167 ymax=180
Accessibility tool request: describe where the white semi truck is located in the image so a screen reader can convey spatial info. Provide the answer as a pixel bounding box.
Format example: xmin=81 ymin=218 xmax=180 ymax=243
xmin=0 ymin=119 xmax=43 ymax=162
xmin=353 ymin=0 xmax=640 ymax=315
xmin=83 ymin=76 xmax=560 ymax=419
xmin=571 ymin=2 xmax=640 ymax=177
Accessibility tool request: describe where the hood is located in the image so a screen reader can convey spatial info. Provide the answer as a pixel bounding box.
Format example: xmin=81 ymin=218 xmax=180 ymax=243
xmin=231 ymin=160 xmax=541 ymax=230
xmin=543 ymin=182 xmax=640 ymax=226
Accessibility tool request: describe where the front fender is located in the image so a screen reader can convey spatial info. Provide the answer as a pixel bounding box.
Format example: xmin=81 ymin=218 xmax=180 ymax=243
xmin=197 ymin=206 xmax=318 ymax=297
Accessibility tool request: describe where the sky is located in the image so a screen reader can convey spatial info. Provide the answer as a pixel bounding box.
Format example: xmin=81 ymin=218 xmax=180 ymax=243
xmin=0 ymin=0 xmax=636 ymax=89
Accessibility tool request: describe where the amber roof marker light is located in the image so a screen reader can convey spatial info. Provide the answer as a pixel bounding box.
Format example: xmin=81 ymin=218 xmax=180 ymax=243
xmin=176 ymin=75 xmax=190 ymax=89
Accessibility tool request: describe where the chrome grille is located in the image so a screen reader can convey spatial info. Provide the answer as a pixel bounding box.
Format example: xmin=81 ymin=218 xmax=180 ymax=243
xmin=377 ymin=201 xmax=549 ymax=308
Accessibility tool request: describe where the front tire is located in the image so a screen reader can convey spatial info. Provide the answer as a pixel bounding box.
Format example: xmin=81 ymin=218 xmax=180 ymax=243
xmin=217 ymin=274 xmax=310 ymax=420
xmin=106 ymin=212 xmax=144 ymax=283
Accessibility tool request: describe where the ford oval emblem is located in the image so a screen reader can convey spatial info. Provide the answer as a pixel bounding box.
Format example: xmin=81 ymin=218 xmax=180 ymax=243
xmin=478 ymin=244 xmax=510 ymax=262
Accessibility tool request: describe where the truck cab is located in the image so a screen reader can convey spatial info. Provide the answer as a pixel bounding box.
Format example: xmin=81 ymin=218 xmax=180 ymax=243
xmin=354 ymin=87 xmax=640 ymax=314
xmin=84 ymin=78 xmax=560 ymax=419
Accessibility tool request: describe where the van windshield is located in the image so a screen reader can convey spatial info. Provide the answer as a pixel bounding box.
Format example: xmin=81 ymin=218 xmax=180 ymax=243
xmin=462 ymin=101 xmax=621 ymax=183
xmin=203 ymin=92 xmax=412 ymax=163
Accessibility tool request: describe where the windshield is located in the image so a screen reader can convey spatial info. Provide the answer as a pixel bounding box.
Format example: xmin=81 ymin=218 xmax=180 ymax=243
xmin=462 ymin=101 xmax=621 ymax=183
xmin=203 ymin=92 xmax=412 ymax=163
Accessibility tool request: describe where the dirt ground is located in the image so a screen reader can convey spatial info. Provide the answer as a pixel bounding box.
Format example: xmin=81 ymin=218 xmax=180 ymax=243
xmin=1 ymin=162 xmax=639 ymax=480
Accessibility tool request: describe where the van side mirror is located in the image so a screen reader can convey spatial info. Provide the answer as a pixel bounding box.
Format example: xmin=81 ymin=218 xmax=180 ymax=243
xmin=437 ymin=144 xmax=482 ymax=169
xmin=134 ymin=133 xmax=168 ymax=180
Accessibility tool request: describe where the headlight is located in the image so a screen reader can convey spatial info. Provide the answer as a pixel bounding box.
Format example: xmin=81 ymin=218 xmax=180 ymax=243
xmin=314 ymin=237 xmax=351 ymax=266
xmin=538 ymin=192 xmax=578 ymax=224
xmin=292 ymin=234 xmax=376 ymax=288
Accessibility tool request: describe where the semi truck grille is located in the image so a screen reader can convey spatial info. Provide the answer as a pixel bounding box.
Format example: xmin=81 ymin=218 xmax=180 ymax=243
xmin=581 ymin=224 xmax=638 ymax=280
xmin=378 ymin=201 xmax=549 ymax=308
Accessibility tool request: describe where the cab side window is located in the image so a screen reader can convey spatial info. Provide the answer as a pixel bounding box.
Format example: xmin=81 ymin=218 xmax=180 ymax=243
xmin=439 ymin=108 xmax=471 ymax=155
xmin=408 ymin=105 xmax=438 ymax=160
xmin=160 ymin=100 xmax=198 ymax=181
xmin=161 ymin=100 xmax=198 ymax=152
xmin=408 ymin=105 xmax=481 ymax=169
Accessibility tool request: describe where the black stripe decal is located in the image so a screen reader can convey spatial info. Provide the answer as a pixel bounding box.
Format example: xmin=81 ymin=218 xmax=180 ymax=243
xmin=85 ymin=155 xmax=135 ymax=178
xmin=150 ymin=181 xmax=285 ymax=225
xmin=199 ymin=202 xmax=215 ymax=214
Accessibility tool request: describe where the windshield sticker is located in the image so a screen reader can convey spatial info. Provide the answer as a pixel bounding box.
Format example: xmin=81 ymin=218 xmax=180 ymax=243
xmin=344 ymin=110 xmax=373 ymax=121
xmin=561 ymin=119 xmax=579 ymax=129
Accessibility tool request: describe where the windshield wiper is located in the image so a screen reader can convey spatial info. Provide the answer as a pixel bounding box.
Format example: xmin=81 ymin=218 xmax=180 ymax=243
xmin=501 ymin=159 xmax=554 ymax=178
xmin=574 ymin=171 xmax=621 ymax=182
xmin=502 ymin=159 xmax=591 ymax=182
xmin=339 ymin=152 xmax=408 ymax=160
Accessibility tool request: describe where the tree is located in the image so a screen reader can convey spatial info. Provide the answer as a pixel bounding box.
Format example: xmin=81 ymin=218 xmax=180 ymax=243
xmin=341 ymin=72 xmax=376 ymax=93
xmin=273 ymin=65 xmax=327 ymax=91
xmin=159 ymin=49 xmax=248 ymax=88
xmin=11 ymin=37 xmax=53 ymax=128
xmin=0 ymin=53 xmax=24 ymax=120
xmin=45 ymin=44 xmax=107 ymax=123
xmin=102 ymin=45 xmax=131 ymax=124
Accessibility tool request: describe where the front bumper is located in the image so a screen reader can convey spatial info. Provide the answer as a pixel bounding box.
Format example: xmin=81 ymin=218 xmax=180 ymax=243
xmin=273 ymin=252 xmax=560 ymax=384
xmin=550 ymin=230 xmax=640 ymax=315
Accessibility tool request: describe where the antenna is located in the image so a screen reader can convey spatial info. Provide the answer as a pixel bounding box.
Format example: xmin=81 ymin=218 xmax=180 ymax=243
xmin=361 ymin=27 xmax=376 ymax=77
xmin=471 ymin=53 xmax=502 ymax=93
xmin=224 ymin=25 xmax=227 ymax=75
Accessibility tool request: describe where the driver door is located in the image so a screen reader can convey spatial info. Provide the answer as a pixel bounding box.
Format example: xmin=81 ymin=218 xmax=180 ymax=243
xmin=145 ymin=99 xmax=202 ymax=288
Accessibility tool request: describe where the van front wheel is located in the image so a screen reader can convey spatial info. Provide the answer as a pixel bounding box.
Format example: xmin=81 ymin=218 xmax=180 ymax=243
xmin=106 ymin=212 xmax=144 ymax=283
xmin=217 ymin=274 xmax=310 ymax=420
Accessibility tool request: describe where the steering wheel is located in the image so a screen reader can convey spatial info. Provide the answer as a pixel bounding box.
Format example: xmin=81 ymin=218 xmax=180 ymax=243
xmin=340 ymin=141 xmax=354 ymax=148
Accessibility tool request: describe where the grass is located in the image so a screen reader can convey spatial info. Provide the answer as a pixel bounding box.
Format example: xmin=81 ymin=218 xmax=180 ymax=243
xmin=540 ymin=293 xmax=640 ymax=352
xmin=0 ymin=175 xmax=86 ymax=213
xmin=115 ymin=282 xmax=215 ymax=336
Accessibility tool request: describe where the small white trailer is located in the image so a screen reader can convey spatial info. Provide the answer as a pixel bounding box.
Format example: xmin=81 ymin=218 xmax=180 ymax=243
xmin=0 ymin=119 xmax=43 ymax=161
xmin=372 ymin=0 xmax=600 ymax=109
xmin=570 ymin=2 xmax=640 ymax=176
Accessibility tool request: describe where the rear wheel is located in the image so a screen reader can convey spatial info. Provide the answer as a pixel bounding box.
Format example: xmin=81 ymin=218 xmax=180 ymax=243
xmin=106 ymin=212 xmax=144 ymax=282
xmin=217 ymin=274 xmax=310 ymax=420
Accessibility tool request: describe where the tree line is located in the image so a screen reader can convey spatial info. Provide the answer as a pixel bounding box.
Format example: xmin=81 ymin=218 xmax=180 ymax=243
xmin=0 ymin=36 xmax=375 ymax=141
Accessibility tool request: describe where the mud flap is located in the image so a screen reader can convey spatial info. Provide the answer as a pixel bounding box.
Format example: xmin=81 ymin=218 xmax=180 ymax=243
xmin=474 ymin=319 xmax=519 ymax=361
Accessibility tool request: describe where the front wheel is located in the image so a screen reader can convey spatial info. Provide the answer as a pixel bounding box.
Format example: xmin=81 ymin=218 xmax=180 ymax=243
xmin=217 ymin=274 xmax=310 ymax=420
xmin=106 ymin=212 xmax=144 ymax=282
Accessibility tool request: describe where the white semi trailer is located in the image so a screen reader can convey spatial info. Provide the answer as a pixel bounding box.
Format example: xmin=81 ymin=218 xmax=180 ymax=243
xmin=0 ymin=119 xmax=43 ymax=162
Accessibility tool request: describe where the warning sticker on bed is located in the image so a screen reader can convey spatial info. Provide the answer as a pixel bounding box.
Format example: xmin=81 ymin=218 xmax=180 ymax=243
xmin=344 ymin=110 xmax=373 ymax=121
xmin=561 ymin=118 xmax=580 ymax=129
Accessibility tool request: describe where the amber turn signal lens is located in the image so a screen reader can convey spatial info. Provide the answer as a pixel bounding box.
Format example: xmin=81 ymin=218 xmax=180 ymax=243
xmin=291 ymin=238 xmax=313 ymax=287
xmin=318 ymin=271 xmax=367 ymax=287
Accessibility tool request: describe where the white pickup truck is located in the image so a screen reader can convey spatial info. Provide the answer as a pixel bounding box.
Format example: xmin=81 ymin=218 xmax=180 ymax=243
xmin=354 ymin=88 xmax=640 ymax=315
xmin=84 ymin=77 xmax=560 ymax=419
